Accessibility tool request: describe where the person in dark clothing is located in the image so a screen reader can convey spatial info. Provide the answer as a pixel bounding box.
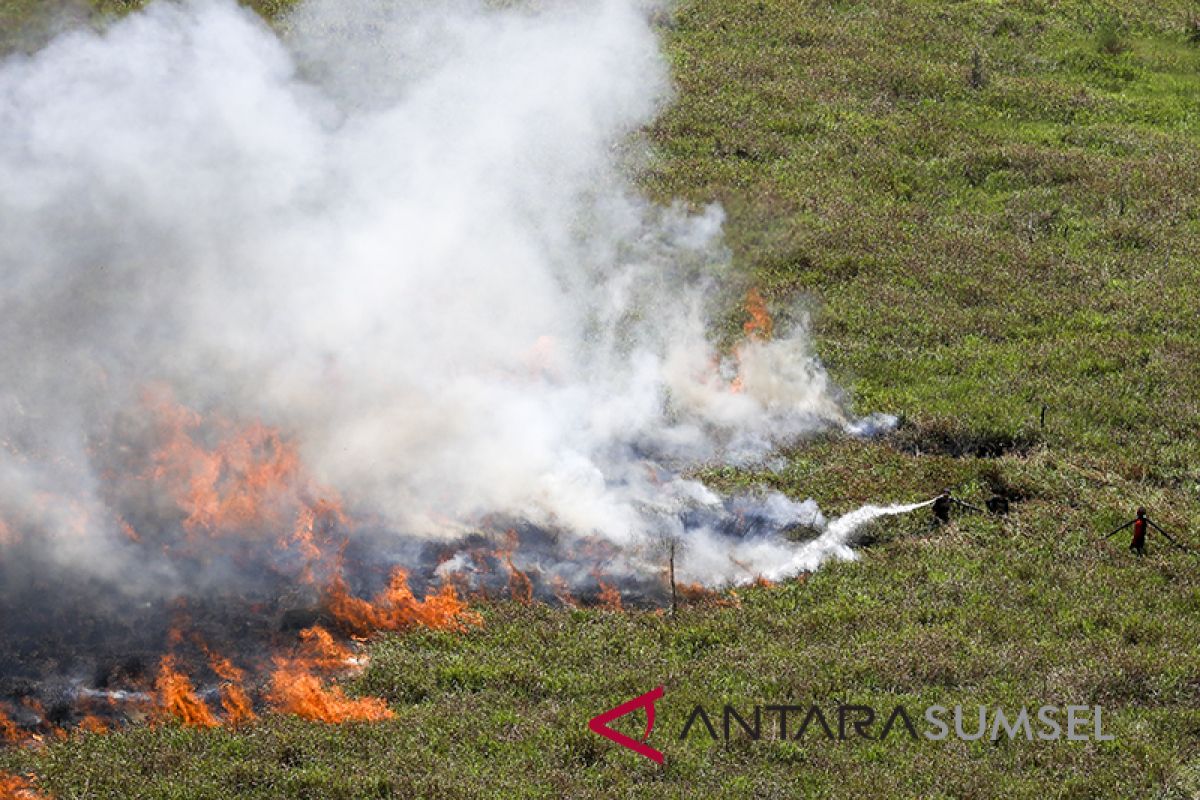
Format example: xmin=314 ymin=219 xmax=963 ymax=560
xmin=932 ymin=490 xmax=953 ymax=525
xmin=931 ymin=489 xmax=982 ymax=525
xmin=985 ymin=494 xmax=1010 ymax=515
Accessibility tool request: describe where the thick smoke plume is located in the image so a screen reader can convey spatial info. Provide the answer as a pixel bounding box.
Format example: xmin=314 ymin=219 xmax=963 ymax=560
xmin=0 ymin=0 xmax=897 ymax=602
xmin=0 ymin=0 xmax=917 ymax=733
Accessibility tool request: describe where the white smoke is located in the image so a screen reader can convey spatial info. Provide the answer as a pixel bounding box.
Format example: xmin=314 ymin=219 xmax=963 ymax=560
xmin=683 ymin=500 xmax=935 ymax=584
xmin=0 ymin=0 xmax=897 ymax=589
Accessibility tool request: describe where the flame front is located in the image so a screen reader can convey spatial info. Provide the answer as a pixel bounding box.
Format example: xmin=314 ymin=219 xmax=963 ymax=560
xmin=207 ymin=652 xmax=256 ymax=727
xmin=0 ymin=384 xmax=748 ymax=741
xmin=154 ymin=655 xmax=219 ymax=729
xmin=0 ymin=708 xmax=23 ymax=744
xmin=0 ymin=772 xmax=49 ymax=800
xmin=731 ymin=287 xmax=775 ymax=394
xmin=266 ymin=661 xmax=393 ymax=724
xmin=742 ymin=288 xmax=774 ymax=341
xmin=326 ymin=568 xmax=481 ymax=636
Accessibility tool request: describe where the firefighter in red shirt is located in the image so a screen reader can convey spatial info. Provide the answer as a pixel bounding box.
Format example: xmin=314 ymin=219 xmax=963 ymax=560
xmin=1130 ymin=508 xmax=1148 ymax=555
xmin=1104 ymin=507 xmax=1188 ymax=556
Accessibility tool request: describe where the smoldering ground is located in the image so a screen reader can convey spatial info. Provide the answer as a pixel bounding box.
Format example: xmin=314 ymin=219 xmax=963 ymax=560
xmin=0 ymin=0 xmax=898 ymax=710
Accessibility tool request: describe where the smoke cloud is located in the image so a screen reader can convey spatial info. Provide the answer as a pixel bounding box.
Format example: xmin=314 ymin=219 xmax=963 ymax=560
xmin=0 ymin=0 xmax=894 ymax=611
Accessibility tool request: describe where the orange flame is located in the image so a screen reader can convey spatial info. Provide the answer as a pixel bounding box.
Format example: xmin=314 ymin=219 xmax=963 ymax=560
xmin=17 ymin=700 xmax=63 ymax=743
xmin=298 ymin=626 xmax=358 ymax=673
xmin=141 ymin=387 xmax=327 ymax=541
xmin=0 ymin=388 xmax=491 ymax=737
xmin=731 ymin=288 xmax=774 ymax=394
xmin=676 ymin=582 xmax=738 ymax=608
xmin=118 ymin=519 xmax=141 ymax=543
xmin=506 ymin=556 xmax=533 ymax=605
xmin=742 ymin=287 xmax=773 ymax=341
xmin=326 ymin=567 xmax=481 ymax=637
xmin=280 ymin=498 xmax=346 ymax=586
xmin=596 ymin=580 xmax=623 ymax=611
xmin=0 ymin=706 xmax=24 ymax=744
xmin=0 ymin=772 xmax=49 ymax=800
xmin=139 ymin=387 xmax=351 ymax=593
xmin=550 ymin=576 xmax=577 ymax=607
xmin=500 ymin=530 xmax=533 ymax=605
xmin=154 ymin=655 xmax=218 ymax=728
xmin=206 ymin=653 xmax=255 ymax=727
xmin=266 ymin=661 xmax=393 ymax=724
xmin=77 ymin=716 xmax=108 ymax=735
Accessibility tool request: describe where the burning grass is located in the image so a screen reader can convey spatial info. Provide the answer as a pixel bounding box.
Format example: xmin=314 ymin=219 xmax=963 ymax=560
xmin=266 ymin=661 xmax=393 ymax=724
xmin=326 ymin=569 xmax=481 ymax=638
xmin=0 ymin=389 xmax=681 ymax=743
xmin=0 ymin=710 xmax=21 ymax=745
xmin=154 ymin=655 xmax=219 ymax=729
xmin=0 ymin=772 xmax=48 ymax=800
xmin=2 ymin=0 xmax=1200 ymax=796
xmin=0 ymin=284 xmax=781 ymax=742
xmin=0 ymin=381 xmax=685 ymax=742
xmin=0 ymin=391 xmax=492 ymax=739
xmin=133 ymin=564 xmax=482 ymax=729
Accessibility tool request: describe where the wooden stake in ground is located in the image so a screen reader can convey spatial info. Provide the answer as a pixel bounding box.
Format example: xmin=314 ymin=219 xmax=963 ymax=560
xmin=668 ymin=538 xmax=677 ymax=617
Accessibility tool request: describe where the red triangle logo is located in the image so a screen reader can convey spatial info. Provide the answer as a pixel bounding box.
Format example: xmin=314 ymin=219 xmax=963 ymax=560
xmin=587 ymin=686 xmax=665 ymax=764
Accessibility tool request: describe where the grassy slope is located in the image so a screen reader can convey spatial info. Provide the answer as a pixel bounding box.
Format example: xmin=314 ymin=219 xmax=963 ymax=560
xmin=3 ymin=0 xmax=1200 ymax=797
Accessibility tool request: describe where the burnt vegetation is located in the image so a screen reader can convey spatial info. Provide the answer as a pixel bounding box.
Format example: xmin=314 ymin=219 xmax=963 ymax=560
xmin=886 ymin=418 xmax=1040 ymax=460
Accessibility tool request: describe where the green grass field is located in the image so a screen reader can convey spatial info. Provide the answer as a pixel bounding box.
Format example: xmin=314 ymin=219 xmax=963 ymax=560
xmin=3 ymin=0 xmax=1200 ymax=797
